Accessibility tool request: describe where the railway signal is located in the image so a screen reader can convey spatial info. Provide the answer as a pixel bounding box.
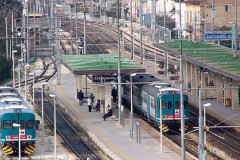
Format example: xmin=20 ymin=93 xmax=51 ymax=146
xmin=16 ymin=26 xmax=22 ymax=32
xmin=203 ymin=126 xmax=209 ymax=132
xmin=203 ymin=144 xmax=210 ymax=151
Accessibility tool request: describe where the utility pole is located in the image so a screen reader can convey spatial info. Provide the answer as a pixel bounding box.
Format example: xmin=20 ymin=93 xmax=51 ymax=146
xmin=179 ymin=1 xmax=185 ymax=160
xmin=151 ymin=0 xmax=156 ymax=41
xmin=75 ymin=4 xmax=79 ymax=55
xmin=233 ymin=0 xmax=237 ymax=58
xmin=121 ymin=0 xmax=125 ymax=28
xmin=84 ymin=0 xmax=86 ymax=55
xmin=5 ymin=17 xmax=8 ymax=60
xmin=198 ymin=89 xmax=204 ymax=159
xmin=84 ymin=0 xmax=87 ymax=96
xmin=104 ymin=0 xmax=106 ymax=24
xmin=140 ymin=0 xmax=143 ymax=64
xmin=164 ymin=0 xmax=167 ymax=76
xmin=11 ymin=13 xmax=14 ymax=59
xmin=117 ymin=0 xmax=122 ymax=124
xmin=194 ymin=14 xmax=196 ymax=43
xmin=211 ymin=0 xmax=215 ymax=32
xmin=34 ymin=2 xmax=36 ymax=57
xmin=130 ymin=0 xmax=133 ymax=59
xmin=27 ymin=0 xmax=30 ymax=63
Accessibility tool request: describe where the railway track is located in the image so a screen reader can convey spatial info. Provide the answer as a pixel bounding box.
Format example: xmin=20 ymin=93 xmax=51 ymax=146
xmin=34 ymin=90 xmax=101 ymax=160
xmin=61 ymin=17 xmax=179 ymax=69
xmin=188 ymin=107 xmax=240 ymax=159
xmin=25 ymin=57 xmax=103 ymax=159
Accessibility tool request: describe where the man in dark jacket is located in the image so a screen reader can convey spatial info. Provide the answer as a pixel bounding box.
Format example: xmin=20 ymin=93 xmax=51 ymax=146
xmin=111 ymin=87 xmax=117 ymax=103
xmin=103 ymin=105 xmax=112 ymax=121
xmin=90 ymin=93 xmax=95 ymax=109
xmin=77 ymin=90 xmax=84 ymax=106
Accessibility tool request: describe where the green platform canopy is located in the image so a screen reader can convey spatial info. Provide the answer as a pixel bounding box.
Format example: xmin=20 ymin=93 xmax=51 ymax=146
xmin=59 ymin=54 xmax=145 ymax=75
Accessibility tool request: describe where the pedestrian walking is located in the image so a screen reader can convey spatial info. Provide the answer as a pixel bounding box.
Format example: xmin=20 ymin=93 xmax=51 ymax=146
xmin=111 ymin=87 xmax=117 ymax=103
xmin=77 ymin=90 xmax=84 ymax=106
xmin=87 ymin=97 xmax=92 ymax=112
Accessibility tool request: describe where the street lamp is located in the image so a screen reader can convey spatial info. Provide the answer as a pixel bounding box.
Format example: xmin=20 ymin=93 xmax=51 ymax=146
xmin=29 ymin=72 xmax=35 ymax=106
xmin=18 ymin=59 xmax=23 ymax=93
xmin=203 ymin=103 xmax=211 ymax=160
xmin=13 ymin=123 xmax=21 ymax=160
xmin=41 ymin=82 xmax=47 ymax=144
xmin=49 ymin=94 xmax=57 ymax=160
xmin=130 ymin=73 xmax=137 ymax=138
xmin=24 ymin=64 xmax=30 ymax=101
xmin=12 ymin=50 xmax=17 ymax=88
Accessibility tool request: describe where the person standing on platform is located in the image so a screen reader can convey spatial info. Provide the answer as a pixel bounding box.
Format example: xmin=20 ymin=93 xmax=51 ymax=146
xmin=111 ymin=87 xmax=117 ymax=103
xmin=95 ymin=99 xmax=100 ymax=112
xmin=87 ymin=97 xmax=92 ymax=112
xmin=78 ymin=90 xmax=84 ymax=106
xmin=103 ymin=104 xmax=112 ymax=121
xmin=90 ymin=93 xmax=95 ymax=109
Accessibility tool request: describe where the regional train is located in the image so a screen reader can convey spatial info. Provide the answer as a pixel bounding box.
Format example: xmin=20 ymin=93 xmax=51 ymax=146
xmin=0 ymin=87 xmax=36 ymax=155
xmin=121 ymin=73 xmax=189 ymax=132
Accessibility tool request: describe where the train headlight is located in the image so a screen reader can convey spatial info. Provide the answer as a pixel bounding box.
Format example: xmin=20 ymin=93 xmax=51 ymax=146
xmin=6 ymin=136 xmax=10 ymax=140
xmin=27 ymin=135 xmax=32 ymax=139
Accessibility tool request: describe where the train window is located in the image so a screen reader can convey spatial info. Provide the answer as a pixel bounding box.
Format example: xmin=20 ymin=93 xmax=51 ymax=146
xmin=184 ymin=101 xmax=188 ymax=109
xmin=3 ymin=120 xmax=11 ymax=129
xmin=161 ymin=101 xmax=167 ymax=109
xmin=150 ymin=97 xmax=155 ymax=109
xmin=143 ymin=92 xmax=148 ymax=104
xmin=175 ymin=101 xmax=180 ymax=109
xmin=12 ymin=120 xmax=17 ymax=130
xmin=20 ymin=120 xmax=25 ymax=129
xmin=168 ymin=101 xmax=172 ymax=110
xmin=26 ymin=120 xmax=34 ymax=129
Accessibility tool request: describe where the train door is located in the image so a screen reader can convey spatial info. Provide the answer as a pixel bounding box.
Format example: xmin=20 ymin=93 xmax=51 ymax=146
xmin=11 ymin=113 xmax=19 ymax=137
xmin=147 ymin=95 xmax=150 ymax=120
xmin=161 ymin=95 xmax=174 ymax=120
xmin=19 ymin=113 xmax=35 ymax=140
xmin=173 ymin=94 xmax=181 ymax=120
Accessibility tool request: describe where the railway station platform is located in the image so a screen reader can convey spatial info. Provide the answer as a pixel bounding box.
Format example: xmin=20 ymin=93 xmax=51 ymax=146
xmin=49 ymin=71 xmax=196 ymax=160
xmin=113 ymin=19 xmax=240 ymax=133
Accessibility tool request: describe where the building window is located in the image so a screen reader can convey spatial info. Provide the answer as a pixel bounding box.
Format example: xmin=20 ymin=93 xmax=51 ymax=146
xmin=225 ymin=5 xmax=229 ymax=12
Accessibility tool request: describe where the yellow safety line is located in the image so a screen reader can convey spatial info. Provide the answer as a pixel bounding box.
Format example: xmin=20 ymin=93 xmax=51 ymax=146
xmin=55 ymin=74 xmax=130 ymax=160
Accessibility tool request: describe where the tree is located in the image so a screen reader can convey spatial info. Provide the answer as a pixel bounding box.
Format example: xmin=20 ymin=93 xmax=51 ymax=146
xmin=0 ymin=56 xmax=12 ymax=83
xmin=156 ymin=15 xmax=177 ymax=39
xmin=105 ymin=2 xmax=122 ymax=19
xmin=0 ymin=0 xmax=22 ymax=56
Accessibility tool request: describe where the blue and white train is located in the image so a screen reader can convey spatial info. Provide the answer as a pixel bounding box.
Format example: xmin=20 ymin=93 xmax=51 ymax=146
xmin=0 ymin=87 xmax=36 ymax=155
xmin=122 ymin=73 xmax=189 ymax=132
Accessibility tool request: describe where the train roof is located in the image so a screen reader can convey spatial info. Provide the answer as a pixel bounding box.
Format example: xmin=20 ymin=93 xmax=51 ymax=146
xmin=124 ymin=73 xmax=161 ymax=87
xmin=0 ymin=87 xmax=34 ymax=116
xmin=142 ymin=84 xmax=174 ymax=99
xmin=0 ymin=97 xmax=22 ymax=103
xmin=0 ymin=92 xmax=18 ymax=98
xmin=131 ymin=73 xmax=160 ymax=83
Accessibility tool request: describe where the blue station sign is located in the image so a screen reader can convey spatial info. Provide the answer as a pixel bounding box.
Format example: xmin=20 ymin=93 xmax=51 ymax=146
xmin=92 ymin=75 xmax=117 ymax=83
xmin=204 ymin=33 xmax=232 ymax=40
